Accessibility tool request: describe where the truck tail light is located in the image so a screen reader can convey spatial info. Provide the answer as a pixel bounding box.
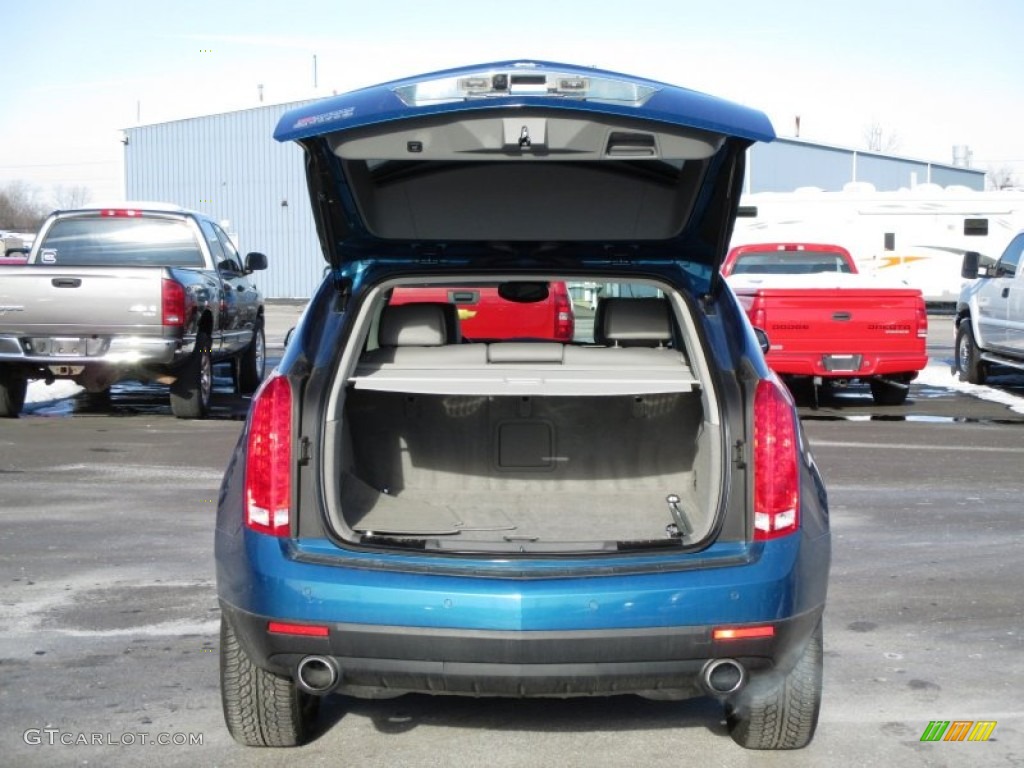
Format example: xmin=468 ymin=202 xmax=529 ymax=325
xmin=749 ymin=296 xmax=766 ymax=330
xmin=161 ymin=279 xmax=185 ymax=327
xmin=916 ymin=303 xmax=928 ymax=339
xmin=244 ymin=376 xmax=293 ymax=537
xmin=553 ymin=286 xmax=575 ymax=341
xmin=753 ymin=378 xmax=800 ymax=540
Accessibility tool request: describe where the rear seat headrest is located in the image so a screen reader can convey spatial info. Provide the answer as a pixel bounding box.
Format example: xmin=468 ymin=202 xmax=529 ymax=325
xmin=379 ymin=303 xmax=451 ymax=347
xmin=595 ymin=297 xmax=673 ymax=347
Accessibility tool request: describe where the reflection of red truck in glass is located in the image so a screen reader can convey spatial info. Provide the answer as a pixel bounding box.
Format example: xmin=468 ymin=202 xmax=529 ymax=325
xmin=389 ymin=281 xmax=575 ymax=341
xmin=723 ymin=243 xmax=928 ymax=405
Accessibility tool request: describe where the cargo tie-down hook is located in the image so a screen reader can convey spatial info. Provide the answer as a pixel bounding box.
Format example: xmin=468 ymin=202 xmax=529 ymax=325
xmin=518 ymin=125 xmax=531 ymax=148
xmin=665 ymin=493 xmax=692 ymax=539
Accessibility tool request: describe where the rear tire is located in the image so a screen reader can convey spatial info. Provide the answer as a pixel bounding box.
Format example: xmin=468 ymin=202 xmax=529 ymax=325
xmin=237 ymin=323 xmax=265 ymax=395
xmin=170 ymin=333 xmax=212 ymax=419
xmin=956 ymin=321 xmax=986 ymax=385
xmin=220 ymin=617 xmax=320 ymax=747
xmin=726 ymin=620 xmax=823 ymax=750
xmin=0 ymin=369 xmax=27 ymax=417
xmin=869 ymin=378 xmax=909 ymax=406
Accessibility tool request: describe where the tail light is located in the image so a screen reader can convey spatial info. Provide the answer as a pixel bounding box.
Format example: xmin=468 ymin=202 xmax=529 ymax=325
xmin=916 ymin=302 xmax=928 ymax=339
xmin=749 ymin=296 xmax=766 ymax=330
xmin=753 ymin=378 xmax=800 ymax=540
xmin=553 ymin=285 xmax=575 ymax=341
xmin=161 ymin=279 xmax=185 ymax=327
xmin=244 ymin=376 xmax=293 ymax=536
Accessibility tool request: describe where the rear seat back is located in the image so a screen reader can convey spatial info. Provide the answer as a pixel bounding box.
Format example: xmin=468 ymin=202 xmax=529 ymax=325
xmin=378 ymin=303 xmax=452 ymax=347
xmin=363 ymin=302 xmax=485 ymax=367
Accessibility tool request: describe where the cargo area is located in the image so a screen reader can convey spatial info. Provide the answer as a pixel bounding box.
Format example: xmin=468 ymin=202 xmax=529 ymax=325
xmin=321 ymin=282 xmax=724 ymax=553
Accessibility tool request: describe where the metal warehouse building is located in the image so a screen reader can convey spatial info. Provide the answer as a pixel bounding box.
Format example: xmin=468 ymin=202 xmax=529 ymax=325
xmin=124 ymin=102 xmax=985 ymax=298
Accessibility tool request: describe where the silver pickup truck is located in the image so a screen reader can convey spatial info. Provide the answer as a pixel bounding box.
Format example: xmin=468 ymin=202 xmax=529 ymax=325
xmin=0 ymin=204 xmax=266 ymax=418
xmin=955 ymin=231 xmax=1024 ymax=383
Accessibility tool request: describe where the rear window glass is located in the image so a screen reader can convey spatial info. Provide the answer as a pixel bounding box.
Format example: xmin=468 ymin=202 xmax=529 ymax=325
xmin=730 ymin=250 xmax=853 ymax=275
xmin=384 ymin=279 xmax=666 ymax=344
xmin=36 ymin=216 xmax=204 ymax=267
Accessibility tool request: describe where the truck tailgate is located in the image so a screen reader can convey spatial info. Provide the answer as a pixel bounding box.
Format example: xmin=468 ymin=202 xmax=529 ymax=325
xmin=733 ymin=285 xmax=928 ymax=376
xmin=0 ymin=267 xmax=168 ymax=335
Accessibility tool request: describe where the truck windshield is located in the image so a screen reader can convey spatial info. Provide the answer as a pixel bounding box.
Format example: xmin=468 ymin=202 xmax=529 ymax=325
xmin=731 ymin=251 xmax=853 ymax=275
xmin=36 ymin=216 xmax=204 ymax=267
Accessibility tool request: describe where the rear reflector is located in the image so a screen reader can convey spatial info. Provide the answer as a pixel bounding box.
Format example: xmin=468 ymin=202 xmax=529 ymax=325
xmin=268 ymin=621 xmax=329 ymax=637
xmin=244 ymin=375 xmax=293 ymax=536
xmin=753 ymin=378 xmax=800 ymax=540
xmin=713 ymin=625 xmax=776 ymax=640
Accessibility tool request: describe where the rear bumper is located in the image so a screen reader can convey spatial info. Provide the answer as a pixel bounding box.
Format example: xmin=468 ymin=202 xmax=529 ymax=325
xmin=766 ymin=351 xmax=928 ymax=378
xmin=222 ymin=600 xmax=823 ymax=698
xmin=0 ymin=334 xmax=187 ymax=369
xmin=216 ymin=528 xmax=830 ymax=696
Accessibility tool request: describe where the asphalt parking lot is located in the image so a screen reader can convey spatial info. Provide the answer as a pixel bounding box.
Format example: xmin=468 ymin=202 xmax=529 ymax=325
xmin=0 ymin=307 xmax=1021 ymax=767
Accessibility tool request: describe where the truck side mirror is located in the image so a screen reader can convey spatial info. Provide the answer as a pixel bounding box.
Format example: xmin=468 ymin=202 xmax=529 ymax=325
xmin=245 ymin=252 xmax=268 ymax=272
xmin=961 ymin=251 xmax=980 ymax=280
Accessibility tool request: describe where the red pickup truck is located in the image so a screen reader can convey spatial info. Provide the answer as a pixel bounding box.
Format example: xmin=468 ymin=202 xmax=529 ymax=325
xmin=723 ymin=243 xmax=928 ymax=405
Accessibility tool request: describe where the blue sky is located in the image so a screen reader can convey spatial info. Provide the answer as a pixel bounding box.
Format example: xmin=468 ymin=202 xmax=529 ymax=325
xmin=2 ymin=0 xmax=1022 ymax=202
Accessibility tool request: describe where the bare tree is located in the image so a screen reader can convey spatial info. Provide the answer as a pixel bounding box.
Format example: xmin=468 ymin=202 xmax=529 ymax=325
xmin=0 ymin=181 xmax=49 ymax=230
xmin=52 ymin=184 xmax=92 ymax=210
xmin=863 ymin=121 xmax=901 ymax=154
xmin=986 ymin=164 xmax=1018 ymax=190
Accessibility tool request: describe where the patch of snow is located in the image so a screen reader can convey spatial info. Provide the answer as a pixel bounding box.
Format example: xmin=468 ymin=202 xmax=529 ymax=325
xmin=24 ymin=379 xmax=83 ymax=405
xmin=916 ymin=361 xmax=1024 ymax=414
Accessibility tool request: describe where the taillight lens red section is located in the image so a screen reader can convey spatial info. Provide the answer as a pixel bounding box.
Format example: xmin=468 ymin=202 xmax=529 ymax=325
xmin=753 ymin=378 xmax=800 ymax=540
xmin=553 ymin=286 xmax=575 ymax=341
xmin=244 ymin=376 xmax=293 ymax=537
xmin=749 ymin=296 xmax=766 ymax=330
xmin=916 ymin=302 xmax=929 ymax=339
xmin=161 ymin=279 xmax=185 ymax=327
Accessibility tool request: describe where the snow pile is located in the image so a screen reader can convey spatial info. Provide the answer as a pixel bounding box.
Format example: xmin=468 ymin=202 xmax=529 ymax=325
xmin=25 ymin=380 xmax=83 ymax=405
xmin=916 ymin=362 xmax=1024 ymax=414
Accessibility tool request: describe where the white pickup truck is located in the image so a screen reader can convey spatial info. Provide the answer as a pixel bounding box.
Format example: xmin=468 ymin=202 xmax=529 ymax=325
xmin=955 ymin=231 xmax=1024 ymax=383
xmin=0 ymin=204 xmax=267 ymax=418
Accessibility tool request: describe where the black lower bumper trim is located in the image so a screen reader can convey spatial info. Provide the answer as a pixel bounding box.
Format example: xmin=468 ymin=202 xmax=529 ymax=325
xmin=220 ymin=601 xmax=823 ymax=698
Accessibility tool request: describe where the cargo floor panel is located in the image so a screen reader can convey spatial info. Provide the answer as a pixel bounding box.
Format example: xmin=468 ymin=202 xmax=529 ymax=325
xmin=333 ymin=391 xmax=719 ymax=547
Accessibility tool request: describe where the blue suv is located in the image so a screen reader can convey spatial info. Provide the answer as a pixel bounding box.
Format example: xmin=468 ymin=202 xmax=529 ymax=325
xmin=215 ymin=61 xmax=830 ymax=750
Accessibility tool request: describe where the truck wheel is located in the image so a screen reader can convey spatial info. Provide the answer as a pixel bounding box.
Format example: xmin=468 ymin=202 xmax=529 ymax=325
xmin=170 ymin=333 xmax=212 ymax=419
xmin=220 ymin=617 xmax=320 ymax=747
xmin=0 ymin=370 xmax=27 ymax=418
xmin=726 ymin=620 xmax=823 ymax=750
xmin=237 ymin=322 xmax=265 ymax=395
xmin=956 ymin=321 xmax=986 ymax=385
xmin=869 ymin=378 xmax=909 ymax=406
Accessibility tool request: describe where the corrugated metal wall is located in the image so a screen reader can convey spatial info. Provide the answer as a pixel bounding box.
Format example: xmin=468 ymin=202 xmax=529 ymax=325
xmin=126 ymin=106 xmax=987 ymax=298
xmin=125 ymin=101 xmax=323 ymax=298
xmin=748 ymin=138 xmax=984 ymax=195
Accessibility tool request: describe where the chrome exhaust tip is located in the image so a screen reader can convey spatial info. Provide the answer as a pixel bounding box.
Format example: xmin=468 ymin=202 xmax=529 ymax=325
xmin=701 ymin=658 xmax=747 ymax=696
xmin=295 ymin=655 xmax=340 ymax=695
